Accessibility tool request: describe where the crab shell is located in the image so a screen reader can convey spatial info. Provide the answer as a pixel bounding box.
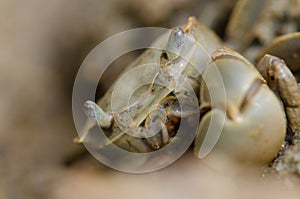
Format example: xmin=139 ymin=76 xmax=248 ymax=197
xmin=194 ymin=48 xmax=286 ymax=171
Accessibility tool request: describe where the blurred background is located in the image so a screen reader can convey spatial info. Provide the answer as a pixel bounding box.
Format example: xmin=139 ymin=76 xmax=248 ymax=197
xmin=1 ymin=0 xmax=300 ymax=199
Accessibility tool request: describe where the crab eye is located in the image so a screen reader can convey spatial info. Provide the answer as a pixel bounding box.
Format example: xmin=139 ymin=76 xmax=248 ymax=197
xmin=164 ymin=28 xmax=185 ymax=60
xmin=173 ymin=28 xmax=185 ymax=48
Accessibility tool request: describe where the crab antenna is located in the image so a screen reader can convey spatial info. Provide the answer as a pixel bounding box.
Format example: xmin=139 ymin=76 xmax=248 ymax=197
xmin=83 ymin=100 xmax=112 ymax=129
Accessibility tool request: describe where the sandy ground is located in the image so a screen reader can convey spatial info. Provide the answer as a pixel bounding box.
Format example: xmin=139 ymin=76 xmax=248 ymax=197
xmin=1 ymin=0 xmax=300 ymax=199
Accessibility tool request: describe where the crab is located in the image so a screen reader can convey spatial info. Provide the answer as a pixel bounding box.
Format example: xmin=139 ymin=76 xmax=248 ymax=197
xmin=77 ymin=17 xmax=222 ymax=152
xmin=74 ymin=17 xmax=292 ymax=170
xmin=70 ymin=0 xmax=300 ymax=173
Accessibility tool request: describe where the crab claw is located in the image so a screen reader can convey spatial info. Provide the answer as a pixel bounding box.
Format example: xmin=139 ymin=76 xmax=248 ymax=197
xmin=195 ymin=48 xmax=286 ymax=172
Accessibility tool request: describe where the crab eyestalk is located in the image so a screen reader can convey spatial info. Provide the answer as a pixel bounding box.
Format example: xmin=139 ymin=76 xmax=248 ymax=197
xmin=74 ymin=100 xmax=113 ymax=144
xmin=83 ymin=100 xmax=113 ymax=129
xmin=163 ymin=27 xmax=185 ymax=61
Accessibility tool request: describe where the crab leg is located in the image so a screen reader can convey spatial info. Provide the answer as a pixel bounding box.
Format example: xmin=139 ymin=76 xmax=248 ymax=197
xmin=142 ymin=108 xmax=169 ymax=149
xmin=257 ymin=55 xmax=300 ymax=140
